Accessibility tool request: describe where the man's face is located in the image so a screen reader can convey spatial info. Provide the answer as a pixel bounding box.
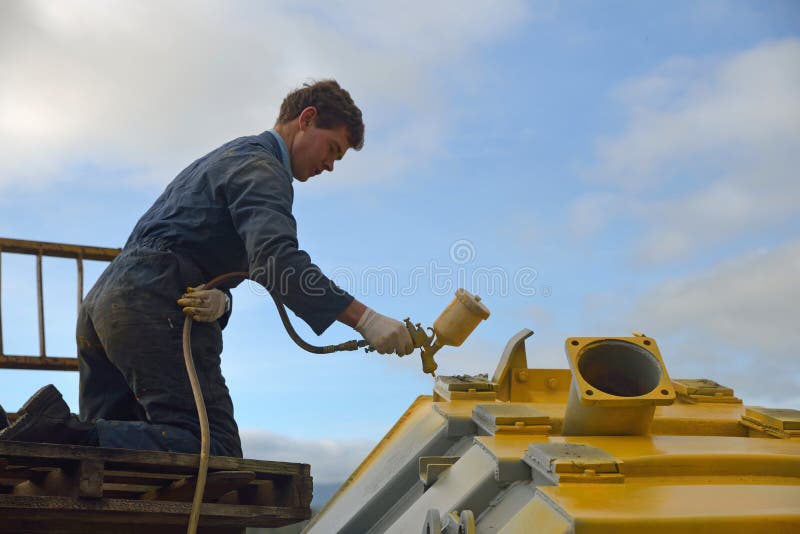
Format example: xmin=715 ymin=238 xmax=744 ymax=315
xmin=290 ymin=119 xmax=350 ymax=182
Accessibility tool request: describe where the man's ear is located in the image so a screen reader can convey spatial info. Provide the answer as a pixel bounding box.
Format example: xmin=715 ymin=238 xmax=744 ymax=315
xmin=298 ymin=106 xmax=318 ymax=130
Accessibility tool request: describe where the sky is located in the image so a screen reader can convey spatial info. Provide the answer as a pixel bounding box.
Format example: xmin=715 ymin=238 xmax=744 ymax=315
xmin=1 ymin=0 xmax=799 ymax=485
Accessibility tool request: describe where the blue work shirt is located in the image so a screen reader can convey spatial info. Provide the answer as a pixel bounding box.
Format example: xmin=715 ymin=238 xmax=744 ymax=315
xmin=122 ymin=130 xmax=354 ymax=335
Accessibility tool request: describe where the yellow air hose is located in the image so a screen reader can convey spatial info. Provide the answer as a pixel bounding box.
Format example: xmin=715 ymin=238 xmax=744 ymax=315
xmin=181 ymin=312 xmax=208 ymax=534
xmin=181 ymin=272 xmax=368 ymax=534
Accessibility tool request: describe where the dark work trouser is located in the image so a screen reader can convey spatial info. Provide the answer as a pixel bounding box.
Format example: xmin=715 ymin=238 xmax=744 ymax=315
xmin=77 ymin=247 xmax=242 ymax=458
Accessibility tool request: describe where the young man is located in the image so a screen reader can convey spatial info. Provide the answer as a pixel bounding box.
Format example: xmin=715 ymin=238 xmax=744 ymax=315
xmin=1 ymin=80 xmax=413 ymax=457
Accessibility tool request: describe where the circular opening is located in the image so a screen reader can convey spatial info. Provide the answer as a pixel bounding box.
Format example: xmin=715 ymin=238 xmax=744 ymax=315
xmin=643 ymin=339 xmax=651 ymax=346
xmin=585 ymin=389 xmax=594 ymax=396
xmin=571 ymin=340 xmax=579 ymax=346
xmin=661 ymin=389 xmax=669 ymax=395
xmin=577 ymin=340 xmax=662 ymax=397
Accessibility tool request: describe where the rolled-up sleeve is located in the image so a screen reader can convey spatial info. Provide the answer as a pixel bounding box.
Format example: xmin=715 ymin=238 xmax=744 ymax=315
xmin=217 ymin=155 xmax=353 ymax=335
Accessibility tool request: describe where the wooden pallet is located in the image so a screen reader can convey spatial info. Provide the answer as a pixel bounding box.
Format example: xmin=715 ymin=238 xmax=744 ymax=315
xmin=0 ymin=441 xmax=312 ymax=533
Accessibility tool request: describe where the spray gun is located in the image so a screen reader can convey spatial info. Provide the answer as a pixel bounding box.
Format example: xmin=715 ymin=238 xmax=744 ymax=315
xmin=365 ymin=289 xmax=491 ymax=376
xmin=183 ymin=277 xmax=489 ymax=533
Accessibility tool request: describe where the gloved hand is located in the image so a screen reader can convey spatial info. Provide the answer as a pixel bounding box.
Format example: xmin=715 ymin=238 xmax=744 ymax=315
xmin=355 ymin=308 xmax=414 ymax=356
xmin=177 ymin=286 xmax=230 ymax=322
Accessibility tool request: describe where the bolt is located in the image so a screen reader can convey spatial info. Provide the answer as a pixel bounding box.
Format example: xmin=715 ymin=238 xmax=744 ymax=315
xmin=546 ymin=377 xmax=558 ymax=390
xmin=517 ymin=370 xmax=529 ymax=383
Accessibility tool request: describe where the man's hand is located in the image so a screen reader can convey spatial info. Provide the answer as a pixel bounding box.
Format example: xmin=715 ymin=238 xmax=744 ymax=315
xmin=355 ymin=308 xmax=414 ymax=356
xmin=177 ymin=286 xmax=229 ymax=322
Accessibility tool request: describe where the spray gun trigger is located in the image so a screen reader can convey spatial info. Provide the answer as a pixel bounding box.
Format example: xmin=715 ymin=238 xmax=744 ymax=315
xmin=401 ymin=317 xmax=440 ymax=376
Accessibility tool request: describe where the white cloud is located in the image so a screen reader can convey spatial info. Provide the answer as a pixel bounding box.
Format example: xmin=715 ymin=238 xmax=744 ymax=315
xmin=636 ymin=161 xmax=798 ymax=263
xmin=594 ymin=39 xmax=800 ymax=188
xmin=586 ymin=241 xmax=800 ymax=408
xmin=567 ymin=191 xmax=639 ymax=238
xmin=571 ymin=39 xmax=800 ymax=263
xmin=0 ymin=0 xmax=530 ymax=190
xmin=240 ymin=428 xmax=375 ymax=484
xmin=631 ymin=241 xmax=800 ymax=355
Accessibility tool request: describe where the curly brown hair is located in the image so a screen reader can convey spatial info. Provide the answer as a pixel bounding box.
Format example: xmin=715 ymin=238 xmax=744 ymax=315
xmin=276 ymin=80 xmax=364 ymax=150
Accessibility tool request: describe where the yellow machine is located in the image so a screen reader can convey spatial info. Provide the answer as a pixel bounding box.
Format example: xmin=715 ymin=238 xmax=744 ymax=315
xmin=305 ymin=329 xmax=800 ymax=533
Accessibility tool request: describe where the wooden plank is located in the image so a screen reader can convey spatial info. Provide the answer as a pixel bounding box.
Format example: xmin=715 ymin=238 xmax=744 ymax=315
xmin=0 ymin=441 xmax=311 ymax=530
xmin=7 ymin=459 xmax=103 ymax=499
xmin=0 ymin=521 xmax=246 ymax=534
xmin=236 ymin=474 xmax=311 ymax=508
xmin=0 ymin=495 xmax=310 ymax=528
xmin=102 ymin=483 xmax=162 ymax=497
xmin=298 ymin=473 xmax=313 ymax=509
xmin=0 ymin=468 xmax=48 ymax=482
xmin=0 ymin=455 xmax=71 ymax=470
xmin=79 ymin=459 xmax=104 ymax=498
xmin=236 ymin=479 xmax=277 ymax=507
xmin=140 ymin=470 xmax=255 ymax=503
xmin=0 ymin=441 xmax=310 ymax=478
xmin=102 ymin=469 xmax=186 ymax=486
xmin=12 ymin=464 xmax=79 ymax=498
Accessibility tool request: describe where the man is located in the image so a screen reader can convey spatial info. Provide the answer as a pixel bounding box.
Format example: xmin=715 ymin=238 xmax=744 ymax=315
xmin=0 ymin=80 xmax=413 ymax=457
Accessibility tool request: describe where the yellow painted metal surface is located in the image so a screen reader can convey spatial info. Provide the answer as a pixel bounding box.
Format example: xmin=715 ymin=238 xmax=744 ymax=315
xmin=305 ymin=332 xmax=800 ymax=533
xmin=539 ymin=484 xmax=800 ymax=533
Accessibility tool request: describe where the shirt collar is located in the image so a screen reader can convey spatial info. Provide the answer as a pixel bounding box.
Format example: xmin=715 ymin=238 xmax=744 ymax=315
xmin=268 ymin=129 xmax=294 ymax=178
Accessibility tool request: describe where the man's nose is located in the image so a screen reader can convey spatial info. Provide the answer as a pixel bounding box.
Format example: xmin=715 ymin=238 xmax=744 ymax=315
xmin=323 ymin=160 xmax=334 ymax=172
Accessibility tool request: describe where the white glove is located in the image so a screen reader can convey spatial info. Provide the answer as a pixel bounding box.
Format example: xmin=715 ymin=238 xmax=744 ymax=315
xmin=177 ymin=286 xmax=230 ymax=322
xmin=355 ymin=308 xmax=414 ymax=356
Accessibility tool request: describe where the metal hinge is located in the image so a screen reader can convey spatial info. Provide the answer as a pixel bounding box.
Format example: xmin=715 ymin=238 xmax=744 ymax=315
xmin=740 ymin=407 xmax=800 ymax=439
xmin=672 ymin=378 xmax=741 ymax=404
xmin=433 ymin=374 xmax=496 ymax=402
xmin=524 ymin=442 xmax=624 ymax=485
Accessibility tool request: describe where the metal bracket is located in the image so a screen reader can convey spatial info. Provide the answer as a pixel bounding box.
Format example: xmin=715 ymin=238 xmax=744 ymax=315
xmin=491 ymin=329 xmax=533 ymax=402
xmin=419 ymin=456 xmax=460 ymax=489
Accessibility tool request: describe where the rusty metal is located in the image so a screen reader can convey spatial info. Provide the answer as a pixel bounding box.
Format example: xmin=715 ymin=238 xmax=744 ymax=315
xmin=36 ymin=251 xmax=45 ymax=358
xmin=0 ymin=355 xmax=80 ymax=371
xmin=0 ymin=249 xmax=3 ymax=356
xmin=0 ymin=237 xmax=119 ymax=262
xmin=0 ymin=237 xmax=121 ymax=371
xmin=77 ymin=255 xmax=84 ymax=308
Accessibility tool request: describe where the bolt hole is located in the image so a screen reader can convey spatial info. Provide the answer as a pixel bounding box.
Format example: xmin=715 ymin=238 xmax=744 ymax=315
xmin=571 ymin=340 xmax=579 ymax=346
xmin=585 ymin=389 xmax=594 ymax=396
xmin=643 ymin=340 xmax=651 ymax=346
xmin=661 ymin=389 xmax=669 ymax=395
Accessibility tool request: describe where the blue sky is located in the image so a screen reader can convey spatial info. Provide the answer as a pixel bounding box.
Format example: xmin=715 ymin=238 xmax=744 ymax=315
xmin=1 ymin=0 xmax=799 ymax=483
